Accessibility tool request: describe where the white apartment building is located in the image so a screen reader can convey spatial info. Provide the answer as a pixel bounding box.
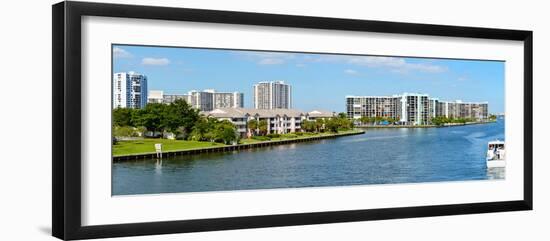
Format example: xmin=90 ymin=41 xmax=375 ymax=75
xmin=147 ymin=90 xmax=164 ymax=104
xmin=148 ymin=89 xmax=244 ymax=111
xmin=213 ymin=91 xmax=244 ymax=109
xmin=187 ymin=90 xmax=214 ymax=111
xmin=253 ymin=81 xmax=292 ymax=109
xmin=162 ymin=94 xmax=189 ymax=104
xmin=437 ymin=100 xmax=489 ymax=120
xmin=346 ymin=93 xmax=489 ymax=125
xmin=400 ymin=93 xmax=430 ymax=125
xmin=113 ymin=72 xmax=148 ymax=109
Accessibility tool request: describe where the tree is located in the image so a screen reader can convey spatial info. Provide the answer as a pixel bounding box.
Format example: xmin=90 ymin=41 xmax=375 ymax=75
xmin=315 ymin=118 xmax=325 ymax=132
xmin=337 ymin=112 xmax=347 ymax=119
xmin=247 ymin=119 xmax=259 ymax=136
xmin=359 ymin=116 xmax=370 ymax=125
xmin=190 ymin=117 xmax=212 ymax=141
xmin=431 ymin=116 xmax=447 ymax=126
xmin=219 ymin=125 xmax=238 ymax=144
xmin=165 ymin=99 xmax=199 ymax=139
xmin=301 ymin=120 xmax=315 ymax=132
xmin=114 ymin=126 xmax=135 ymax=137
xmin=213 ymin=120 xmax=238 ymax=144
xmin=258 ymin=120 xmax=268 ymax=135
xmin=113 ymin=108 xmax=134 ymax=127
xmin=374 ymin=116 xmax=384 ymax=125
xmin=325 ymin=118 xmax=340 ymax=133
xmin=132 ymin=103 xmax=166 ymax=136
xmin=386 ymin=117 xmax=397 ymax=124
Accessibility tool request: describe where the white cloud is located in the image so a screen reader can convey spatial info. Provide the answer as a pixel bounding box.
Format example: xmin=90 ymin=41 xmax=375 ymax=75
xmin=344 ymin=69 xmax=359 ymax=75
xmin=235 ymin=50 xmax=446 ymax=73
xmin=141 ymin=57 xmax=170 ymax=66
xmin=313 ymin=55 xmax=447 ymax=74
xmin=259 ymin=58 xmax=285 ymax=65
xmin=113 ymin=47 xmax=132 ymax=58
xmin=236 ymin=51 xmax=295 ymax=65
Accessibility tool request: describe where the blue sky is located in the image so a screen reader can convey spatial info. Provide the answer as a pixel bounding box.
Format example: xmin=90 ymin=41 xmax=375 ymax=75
xmin=113 ymin=44 xmax=505 ymax=113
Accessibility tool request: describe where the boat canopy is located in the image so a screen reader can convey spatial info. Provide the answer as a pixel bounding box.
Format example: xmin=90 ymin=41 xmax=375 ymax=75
xmin=488 ymin=140 xmax=505 ymax=149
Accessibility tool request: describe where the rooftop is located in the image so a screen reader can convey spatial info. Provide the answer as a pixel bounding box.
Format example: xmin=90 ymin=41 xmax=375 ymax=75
xmin=203 ymin=108 xmax=334 ymax=118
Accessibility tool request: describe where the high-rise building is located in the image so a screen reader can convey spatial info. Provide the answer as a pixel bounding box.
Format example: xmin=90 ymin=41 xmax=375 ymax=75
xmin=438 ymin=100 xmax=488 ymax=120
xmin=213 ymin=91 xmax=244 ymax=109
xmin=147 ymin=89 xmax=244 ymax=111
xmin=188 ymin=89 xmax=244 ymax=111
xmin=346 ymin=93 xmax=489 ymax=125
xmin=162 ymin=94 xmax=190 ymax=104
xmin=185 ymin=90 xmax=214 ymax=111
xmin=400 ymin=93 xmax=430 ymax=125
xmin=346 ymin=95 xmax=402 ymax=121
xmin=113 ymin=72 xmax=148 ymax=109
xmin=253 ymin=81 xmax=292 ymax=109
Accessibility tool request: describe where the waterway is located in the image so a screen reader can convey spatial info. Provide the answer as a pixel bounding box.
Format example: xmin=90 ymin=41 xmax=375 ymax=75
xmin=113 ymin=119 xmax=505 ymax=195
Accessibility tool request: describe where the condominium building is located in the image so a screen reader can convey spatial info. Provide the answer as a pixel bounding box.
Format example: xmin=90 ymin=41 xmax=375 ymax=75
xmin=401 ymin=93 xmax=430 ymax=125
xmin=113 ymin=72 xmax=148 ymax=109
xmin=437 ymin=100 xmax=489 ymax=120
xmin=162 ymin=94 xmax=190 ymax=104
xmin=147 ymin=89 xmax=244 ymax=111
xmin=253 ymin=81 xmax=292 ymax=109
xmin=212 ymin=91 xmax=244 ymax=109
xmin=187 ymin=90 xmax=214 ymax=111
xmin=203 ymin=108 xmax=334 ymax=137
xmin=346 ymin=95 xmax=402 ymax=120
xmin=346 ymin=93 xmax=489 ymax=125
xmin=147 ymin=90 xmax=164 ymax=104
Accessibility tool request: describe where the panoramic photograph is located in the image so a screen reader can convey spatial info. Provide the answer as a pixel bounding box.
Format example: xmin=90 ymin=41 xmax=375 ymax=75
xmin=111 ymin=44 xmax=505 ymax=196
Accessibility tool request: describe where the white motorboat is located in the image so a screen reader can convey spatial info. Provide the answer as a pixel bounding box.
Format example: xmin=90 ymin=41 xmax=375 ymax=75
xmin=486 ymin=140 xmax=505 ymax=168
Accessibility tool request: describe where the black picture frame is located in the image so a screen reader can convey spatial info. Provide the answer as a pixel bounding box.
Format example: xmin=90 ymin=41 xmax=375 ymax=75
xmin=52 ymin=1 xmax=533 ymax=240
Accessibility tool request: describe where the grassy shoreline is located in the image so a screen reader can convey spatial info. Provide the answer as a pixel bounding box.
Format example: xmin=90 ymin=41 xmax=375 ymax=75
xmin=113 ymin=129 xmax=364 ymax=157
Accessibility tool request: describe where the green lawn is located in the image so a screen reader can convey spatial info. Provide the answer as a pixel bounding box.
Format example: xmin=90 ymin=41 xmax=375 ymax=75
xmin=113 ymin=139 xmax=225 ymax=156
xmin=114 ymin=129 xmax=364 ymax=156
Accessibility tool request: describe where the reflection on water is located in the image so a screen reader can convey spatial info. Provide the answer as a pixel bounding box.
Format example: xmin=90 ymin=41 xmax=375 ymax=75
xmin=487 ymin=167 xmax=505 ymax=179
xmin=113 ymin=120 xmax=505 ymax=195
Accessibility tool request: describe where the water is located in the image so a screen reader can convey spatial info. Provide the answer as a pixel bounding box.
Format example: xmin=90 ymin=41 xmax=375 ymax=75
xmin=113 ymin=119 xmax=505 ymax=195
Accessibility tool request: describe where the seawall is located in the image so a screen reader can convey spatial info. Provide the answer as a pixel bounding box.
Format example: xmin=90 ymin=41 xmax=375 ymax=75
xmin=113 ymin=130 xmax=365 ymax=162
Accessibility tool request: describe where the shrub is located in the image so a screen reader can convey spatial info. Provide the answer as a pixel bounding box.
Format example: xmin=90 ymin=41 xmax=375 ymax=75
xmin=281 ymin=133 xmax=298 ymax=138
xmin=266 ymin=133 xmax=281 ymax=138
xmin=114 ymin=126 xmax=136 ymax=137
xmin=252 ymin=136 xmax=271 ymax=141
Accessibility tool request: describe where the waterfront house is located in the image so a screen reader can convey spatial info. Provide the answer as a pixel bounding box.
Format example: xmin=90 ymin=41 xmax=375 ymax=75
xmin=203 ymin=108 xmax=335 ymax=137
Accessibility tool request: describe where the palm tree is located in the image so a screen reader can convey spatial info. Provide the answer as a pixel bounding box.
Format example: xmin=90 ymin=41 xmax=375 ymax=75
xmin=374 ymin=116 xmax=384 ymax=125
xmin=258 ymin=120 xmax=268 ymax=135
xmin=247 ymin=119 xmax=259 ymax=136
xmin=315 ymin=118 xmax=325 ymax=132
xmin=359 ymin=116 xmax=370 ymax=126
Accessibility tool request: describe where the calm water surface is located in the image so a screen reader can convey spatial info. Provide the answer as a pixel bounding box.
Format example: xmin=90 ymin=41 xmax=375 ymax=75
xmin=113 ymin=119 xmax=505 ymax=195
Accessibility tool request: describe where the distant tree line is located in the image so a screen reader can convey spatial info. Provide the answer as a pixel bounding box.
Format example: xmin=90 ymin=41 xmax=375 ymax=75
xmin=353 ymin=115 xmax=486 ymax=126
xmin=429 ymin=116 xmax=477 ymax=126
xmin=298 ymin=113 xmax=354 ymax=133
xmin=113 ymin=99 xmax=238 ymax=144
xmin=357 ymin=116 xmax=399 ymax=126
